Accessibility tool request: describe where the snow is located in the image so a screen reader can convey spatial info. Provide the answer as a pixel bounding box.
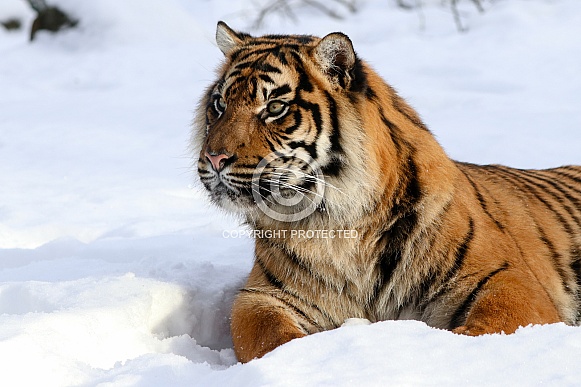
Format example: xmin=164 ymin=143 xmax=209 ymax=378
xmin=1 ymin=0 xmax=580 ymax=385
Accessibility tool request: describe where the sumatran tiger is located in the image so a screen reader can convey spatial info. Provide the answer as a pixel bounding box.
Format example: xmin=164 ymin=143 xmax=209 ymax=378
xmin=193 ymin=21 xmax=581 ymax=363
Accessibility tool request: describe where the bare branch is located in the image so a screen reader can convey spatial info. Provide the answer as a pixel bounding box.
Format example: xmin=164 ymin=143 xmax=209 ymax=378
xmin=251 ymin=0 xmax=360 ymax=29
xmin=26 ymin=0 xmax=49 ymax=13
xmin=396 ymin=0 xmax=415 ymax=10
xmin=471 ymin=0 xmax=485 ymax=13
xmin=451 ymin=0 xmax=467 ymax=32
xmin=249 ymin=0 xmax=487 ymax=34
xmin=302 ymin=0 xmax=344 ymax=20
xmin=332 ymin=0 xmax=359 ymax=13
xmin=252 ymin=0 xmax=288 ymax=29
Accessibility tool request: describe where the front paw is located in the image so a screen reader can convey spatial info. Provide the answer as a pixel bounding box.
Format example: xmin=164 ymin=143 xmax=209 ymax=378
xmin=341 ymin=318 xmax=372 ymax=327
xmin=452 ymin=324 xmax=499 ymax=336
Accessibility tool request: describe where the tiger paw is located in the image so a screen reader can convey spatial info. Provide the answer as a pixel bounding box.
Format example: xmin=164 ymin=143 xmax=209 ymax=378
xmin=341 ymin=318 xmax=372 ymax=327
xmin=452 ymin=324 xmax=500 ymax=336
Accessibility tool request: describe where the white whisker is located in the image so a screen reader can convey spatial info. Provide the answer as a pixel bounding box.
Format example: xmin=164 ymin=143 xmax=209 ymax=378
xmin=260 ymin=178 xmax=324 ymax=202
xmin=269 ymin=167 xmax=346 ymax=195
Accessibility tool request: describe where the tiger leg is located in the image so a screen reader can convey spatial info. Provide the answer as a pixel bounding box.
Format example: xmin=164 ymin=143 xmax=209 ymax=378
xmin=452 ymin=266 xmax=561 ymax=336
xmin=230 ymin=290 xmax=307 ymax=363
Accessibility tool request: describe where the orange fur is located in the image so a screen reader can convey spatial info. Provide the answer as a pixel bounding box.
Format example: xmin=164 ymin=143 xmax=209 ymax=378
xmin=193 ymin=22 xmax=581 ymax=362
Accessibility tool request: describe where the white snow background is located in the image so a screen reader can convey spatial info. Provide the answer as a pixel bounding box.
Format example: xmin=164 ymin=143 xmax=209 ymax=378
xmin=1 ymin=0 xmax=581 ymax=385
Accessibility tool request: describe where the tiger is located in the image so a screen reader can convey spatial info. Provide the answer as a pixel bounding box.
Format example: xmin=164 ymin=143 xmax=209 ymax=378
xmin=193 ymin=21 xmax=581 ymax=363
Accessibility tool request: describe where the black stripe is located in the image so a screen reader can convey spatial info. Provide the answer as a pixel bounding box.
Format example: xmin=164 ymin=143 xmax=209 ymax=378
xmin=197 ymin=167 xmax=212 ymax=175
xmin=308 ymin=101 xmax=322 ymax=137
xmin=535 ymin=221 xmax=575 ymax=295
xmin=229 ymin=48 xmax=243 ymax=62
xmin=258 ymin=36 xmax=307 ymax=47
xmin=390 ymin=155 xmax=422 ymax=219
xmin=234 ymin=162 xmax=262 ymax=170
xmin=256 ymin=256 xmax=285 ymax=290
xmin=499 ymin=171 xmax=581 ymax=278
xmin=392 ymin=94 xmax=430 ymax=132
xmin=552 ymin=171 xmax=581 ymax=203
xmin=256 ymin=34 xmax=314 ymax=44
xmin=371 ymin=152 xmax=423 ymax=302
xmin=288 ymin=140 xmax=317 ymax=160
xmin=421 ymin=217 xmax=474 ymax=307
xmin=228 ymin=172 xmax=254 ymax=179
xmin=277 ymin=50 xmax=288 ymax=65
xmin=249 ymin=76 xmax=258 ymax=99
xmin=489 ymin=166 xmax=576 ymax=297
xmin=259 ymin=74 xmax=275 ymax=84
xmin=258 ymin=243 xmax=341 ymax=327
xmin=224 ymin=75 xmax=251 ymax=100
xmin=449 ymin=262 xmax=509 ymax=329
xmin=239 ymin=288 xmax=322 ymax=330
xmin=367 ymin=90 xmax=403 ymax=153
xmin=264 ymin=135 xmax=280 ymax=154
xmin=284 ymin=110 xmax=302 ymax=135
xmin=460 ymin=167 xmax=504 ymax=230
xmin=401 ymin=224 xmax=442 ymax=308
xmin=349 ymin=57 xmax=368 ymax=94
xmin=492 ymin=167 xmax=576 ymax=235
xmin=282 ymin=246 xmax=324 ymax=287
xmin=561 ymin=165 xmax=581 ymax=175
xmin=365 ymin=86 xmax=377 ymax=101
xmin=572 ymin=258 xmax=581 ymax=323
xmin=278 ymin=50 xmax=313 ymax=94
xmin=233 ymin=59 xmax=258 ymax=71
xmin=324 ymin=91 xmax=343 ymax=155
xmin=527 ymin=168 xmax=581 ymax=200
xmin=446 ymin=217 xmax=475 ymax=280
xmin=372 ymin=208 xmax=419 ymax=303
xmin=227 ymin=69 xmax=242 ymax=79
xmin=295 ymin=98 xmax=322 ymax=138
xmin=270 ymin=84 xmax=292 ymax=99
xmin=335 ymin=70 xmax=347 ymax=89
xmin=297 ymin=71 xmax=313 ymax=93
xmin=541 ymin=167 xmax=581 ymax=184
xmin=378 ymin=107 xmax=404 ymax=155
xmin=257 ymin=62 xmax=282 ymax=74
xmin=236 ymin=47 xmax=278 ymax=63
xmin=523 ymin=170 xmax=581 ymax=219
xmin=320 ymin=92 xmax=344 ymax=177
xmin=321 ymin=158 xmax=343 ymax=177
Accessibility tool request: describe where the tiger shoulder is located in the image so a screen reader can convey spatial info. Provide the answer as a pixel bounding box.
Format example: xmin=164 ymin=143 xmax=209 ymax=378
xmin=193 ymin=22 xmax=581 ymax=363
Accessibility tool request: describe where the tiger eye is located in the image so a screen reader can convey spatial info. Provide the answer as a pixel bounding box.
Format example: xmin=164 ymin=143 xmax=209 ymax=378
xmin=267 ymin=101 xmax=286 ymax=115
xmin=214 ymin=96 xmax=226 ymax=113
xmin=218 ymin=97 xmax=226 ymax=110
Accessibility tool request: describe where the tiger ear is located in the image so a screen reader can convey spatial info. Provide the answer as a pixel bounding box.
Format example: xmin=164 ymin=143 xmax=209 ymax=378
xmin=313 ymin=32 xmax=356 ymax=87
xmin=216 ymin=21 xmax=244 ymax=56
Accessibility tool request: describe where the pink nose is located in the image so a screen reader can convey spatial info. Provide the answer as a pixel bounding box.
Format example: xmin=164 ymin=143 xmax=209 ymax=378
xmin=205 ymin=152 xmax=231 ymax=172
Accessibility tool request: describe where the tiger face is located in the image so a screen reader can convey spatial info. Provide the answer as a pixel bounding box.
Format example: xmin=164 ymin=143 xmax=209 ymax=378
xmin=195 ymin=22 xmax=372 ymax=223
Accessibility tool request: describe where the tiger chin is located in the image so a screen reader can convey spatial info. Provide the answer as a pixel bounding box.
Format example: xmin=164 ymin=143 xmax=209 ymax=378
xmin=193 ymin=21 xmax=581 ymax=363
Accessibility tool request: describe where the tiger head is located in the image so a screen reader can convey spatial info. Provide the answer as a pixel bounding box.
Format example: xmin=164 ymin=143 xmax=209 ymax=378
xmin=193 ymin=22 xmax=378 ymax=225
xmin=193 ymin=22 xmax=446 ymax=226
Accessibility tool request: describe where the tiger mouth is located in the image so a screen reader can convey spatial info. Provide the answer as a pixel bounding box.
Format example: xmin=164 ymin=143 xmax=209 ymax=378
xmin=201 ymin=164 xmax=326 ymax=221
xmin=205 ymin=169 xmax=318 ymax=203
xmin=203 ymin=176 xmax=253 ymax=209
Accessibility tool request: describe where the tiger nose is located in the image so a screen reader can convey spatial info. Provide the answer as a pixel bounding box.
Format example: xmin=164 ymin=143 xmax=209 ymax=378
xmin=205 ymin=151 xmax=233 ymax=172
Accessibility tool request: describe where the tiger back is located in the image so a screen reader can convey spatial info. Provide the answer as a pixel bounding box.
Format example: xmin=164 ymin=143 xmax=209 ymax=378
xmin=193 ymin=22 xmax=581 ymax=363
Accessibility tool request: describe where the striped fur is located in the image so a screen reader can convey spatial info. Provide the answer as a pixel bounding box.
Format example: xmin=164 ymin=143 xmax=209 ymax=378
xmin=192 ymin=22 xmax=581 ymax=362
